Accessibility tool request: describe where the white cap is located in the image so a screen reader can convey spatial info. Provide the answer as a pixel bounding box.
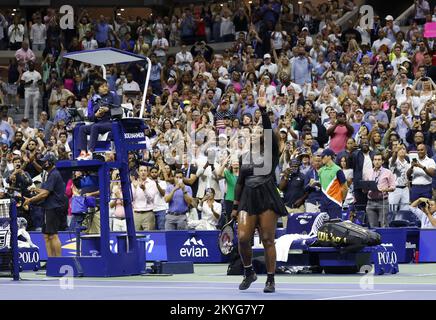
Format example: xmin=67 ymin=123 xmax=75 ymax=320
xmin=263 ymin=53 xmax=271 ymax=59
xmin=219 ymin=133 xmax=227 ymax=139
xmin=302 ymin=27 xmax=309 ymax=31
xmin=280 ymin=128 xmax=288 ymax=133
xmin=356 ymin=108 xmax=364 ymax=114
xmin=385 ymin=15 xmax=394 ymax=21
xmin=364 ymin=74 xmax=372 ymax=79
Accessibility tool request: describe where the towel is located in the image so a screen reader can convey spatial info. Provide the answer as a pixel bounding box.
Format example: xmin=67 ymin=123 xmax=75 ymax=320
xmin=275 ymin=234 xmax=316 ymax=262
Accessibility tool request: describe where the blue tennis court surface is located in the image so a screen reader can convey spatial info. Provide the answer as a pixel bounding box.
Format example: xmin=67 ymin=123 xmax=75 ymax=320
xmin=1 ymin=264 xmax=436 ymax=300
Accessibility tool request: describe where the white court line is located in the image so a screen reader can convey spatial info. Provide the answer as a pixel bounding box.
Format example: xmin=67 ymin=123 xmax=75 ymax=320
xmin=1 ymin=283 xmax=436 ymax=294
xmin=0 ymin=283 xmax=375 ymax=291
xmin=4 ymin=277 xmax=436 ymax=287
xmin=317 ymin=290 xmax=405 ymax=300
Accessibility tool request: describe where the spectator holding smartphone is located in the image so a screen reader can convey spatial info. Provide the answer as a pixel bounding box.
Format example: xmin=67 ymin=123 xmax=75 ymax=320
xmin=407 ymin=144 xmax=436 ymax=202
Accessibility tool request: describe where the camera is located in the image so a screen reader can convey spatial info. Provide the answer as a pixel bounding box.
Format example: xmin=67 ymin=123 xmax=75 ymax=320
xmin=4 ymin=186 xmax=31 ymax=208
xmin=67 ymin=107 xmax=84 ymax=122
xmin=419 ymin=200 xmax=429 ymax=209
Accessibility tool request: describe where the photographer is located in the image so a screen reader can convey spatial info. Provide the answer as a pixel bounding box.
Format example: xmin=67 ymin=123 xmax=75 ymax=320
xmin=278 ymin=159 xmax=307 ymax=227
xmin=409 ymin=197 xmax=436 ymax=228
xmin=5 ymin=156 xmax=33 ymax=228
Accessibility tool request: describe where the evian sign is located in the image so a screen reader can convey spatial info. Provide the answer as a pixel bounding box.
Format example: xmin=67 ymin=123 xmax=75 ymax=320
xmin=180 ymin=237 xmax=209 ymax=258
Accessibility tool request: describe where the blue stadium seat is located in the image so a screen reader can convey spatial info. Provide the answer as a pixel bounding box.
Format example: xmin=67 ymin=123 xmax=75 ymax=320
xmin=389 ymin=210 xmax=421 ymax=228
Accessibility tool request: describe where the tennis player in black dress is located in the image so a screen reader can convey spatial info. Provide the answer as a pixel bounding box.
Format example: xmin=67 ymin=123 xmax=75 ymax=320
xmin=231 ymin=95 xmax=287 ymax=293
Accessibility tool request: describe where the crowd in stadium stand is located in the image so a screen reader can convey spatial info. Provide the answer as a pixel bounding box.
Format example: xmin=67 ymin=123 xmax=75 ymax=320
xmin=0 ymin=0 xmax=435 ymax=233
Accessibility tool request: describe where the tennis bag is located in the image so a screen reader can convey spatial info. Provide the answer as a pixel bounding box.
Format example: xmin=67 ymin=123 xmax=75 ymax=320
xmin=315 ymin=220 xmax=381 ymax=253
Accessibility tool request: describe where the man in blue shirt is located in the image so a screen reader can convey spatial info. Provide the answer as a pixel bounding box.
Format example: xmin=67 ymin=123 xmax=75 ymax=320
xmin=164 ymin=169 xmax=193 ymax=230
xmin=95 ymin=15 xmax=110 ymax=47
xmin=304 ymin=152 xmax=324 ymax=212
xmin=0 ymin=105 xmax=14 ymax=145
xmin=291 ymin=47 xmax=313 ymax=86
xmin=149 ymin=54 xmax=162 ymax=95
xmin=351 ymin=108 xmax=372 ymax=139
xmin=120 ymin=32 xmax=135 ymax=52
xmin=237 ymin=93 xmax=258 ymax=119
xmin=23 ymin=153 xmax=67 ymax=257
xmin=261 ymin=0 xmax=280 ymax=27
xmin=53 ymin=98 xmax=72 ymax=125
xmin=364 ymin=99 xmax=389 ymax=134
xmin=180 ymin=9 xmax=196 ymax=45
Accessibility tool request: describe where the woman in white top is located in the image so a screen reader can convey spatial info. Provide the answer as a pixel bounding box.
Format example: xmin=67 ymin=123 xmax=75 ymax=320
xmin=414 ymin=77 xmax=436 ymax=114
xmin=133 ymin=36 xmax=150 ymax=57
xmin=392 ymin=72 xmax=411 ymax=104
xmin=189 ymin=188 xmax=222 ymax=230
xmin=270 ymin=24 xmax=287 ymax=55
xmin=310 ymin=38 xmax=326 ymax=61
xmin=339 ymin=155 xmax=354 ymax=208
xmin=220 ymin=11 xmax=235 ymax=42
xmin=316 ymin=89 xmax=340 ymax=122
xmin=169 ymin=16 xmax=181 ymax=47
xmin=195 ymin=151 xmax=223 ymax=201
xmin=109 ymin=169 xmax=126 ymax=231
